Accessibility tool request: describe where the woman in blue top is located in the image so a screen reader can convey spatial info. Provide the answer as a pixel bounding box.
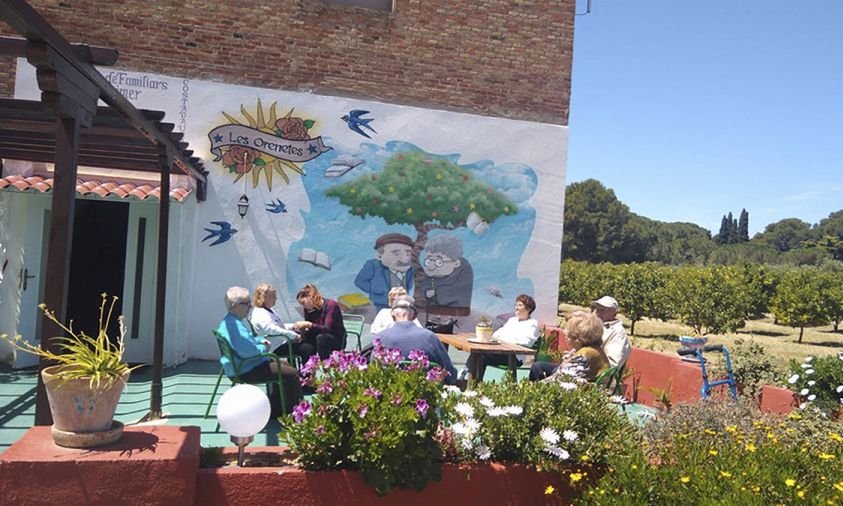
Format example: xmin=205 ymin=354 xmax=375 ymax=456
xmin=217 ymin=286 xmax=302 ymax=416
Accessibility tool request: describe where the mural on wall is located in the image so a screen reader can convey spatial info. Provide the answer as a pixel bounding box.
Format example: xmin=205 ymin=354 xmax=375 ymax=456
xmin=13 ymin=61 xmax=568 ymax=339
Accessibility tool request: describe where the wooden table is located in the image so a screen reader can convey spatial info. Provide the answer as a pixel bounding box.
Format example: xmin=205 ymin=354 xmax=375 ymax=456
xmin=437 ymin=332 xmax=536 ymax=383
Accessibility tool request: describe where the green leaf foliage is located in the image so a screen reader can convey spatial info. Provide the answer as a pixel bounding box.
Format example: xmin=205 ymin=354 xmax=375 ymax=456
xmin=325 ymin=151 xmax=516 ymax=227
xmin=770 ymin=267 xmax=832 ymax=342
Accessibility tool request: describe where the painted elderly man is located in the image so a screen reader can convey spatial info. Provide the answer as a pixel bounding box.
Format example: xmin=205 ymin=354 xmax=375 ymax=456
xmin=419 ymin=234 xmax=473 ymax=315
xmin=591 ymin=295 xmax=632 ymax=368
xmin=374 ymin=295 xmax=457 ymax=385
xmin=354 ymin=232 xmax=415 ymax=310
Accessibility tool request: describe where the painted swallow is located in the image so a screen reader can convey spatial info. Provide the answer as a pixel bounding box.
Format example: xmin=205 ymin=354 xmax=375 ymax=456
xmin=484 ymin=286 xmax=504 ymax=299
xmin=266 ymin=199 xmax=288 ymax=214
xmin=340 ymin=110 xmax=377 ymax=139
xmin=202 ymin=221 xmax=237 ymax=246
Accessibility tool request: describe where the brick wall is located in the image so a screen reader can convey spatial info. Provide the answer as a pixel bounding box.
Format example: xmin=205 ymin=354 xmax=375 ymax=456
xmin=0 ymin=0 xmax=574 ymax=124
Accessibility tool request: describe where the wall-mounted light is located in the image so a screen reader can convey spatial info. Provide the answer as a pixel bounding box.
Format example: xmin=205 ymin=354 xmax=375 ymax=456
xmin=217 ymin=384 xmax=270 ymax=466
xmin=237 ymin=194 xmax=250 ymax=219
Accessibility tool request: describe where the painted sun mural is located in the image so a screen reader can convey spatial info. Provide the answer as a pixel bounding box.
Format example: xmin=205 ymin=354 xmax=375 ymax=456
xmin=208 ymin=100 xmax=332 ymax=190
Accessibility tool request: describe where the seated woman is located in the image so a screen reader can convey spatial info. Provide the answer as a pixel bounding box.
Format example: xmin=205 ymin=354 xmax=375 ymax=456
xmin=529 ymin=310 xmax=609 ymax=383
xmin=467 ymin=294 xmax=539 ymax=381
xmin=217 ymin=286 xmax=302 ymax=416
xmin=370 ymin=286 xmax=422 ymax=335
xmin=292 ymin=283 xmax=347 ymax=360
xmin=250 ymin=283 xmax=303 ymax=361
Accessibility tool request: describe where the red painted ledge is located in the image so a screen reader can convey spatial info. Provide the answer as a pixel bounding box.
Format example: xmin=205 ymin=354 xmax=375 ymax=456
xmin=197 ymin=447 xmax=575 ymax=505
xmin=0 ymin=425 xmax=201 ymax=506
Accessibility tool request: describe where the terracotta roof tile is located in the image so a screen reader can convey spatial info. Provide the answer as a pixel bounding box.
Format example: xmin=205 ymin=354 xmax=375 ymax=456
xmin=0 ymin=175 xmax=192 ymax=202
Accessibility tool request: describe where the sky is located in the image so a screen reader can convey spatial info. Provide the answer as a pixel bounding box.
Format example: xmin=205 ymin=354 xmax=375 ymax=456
xmin=566 ymin=0 xmax=843 ymax=236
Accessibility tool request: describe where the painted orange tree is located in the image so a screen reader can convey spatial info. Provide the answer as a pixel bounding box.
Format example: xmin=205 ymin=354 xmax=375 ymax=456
xmin=326 ymin=151 xmax=517 ymax=288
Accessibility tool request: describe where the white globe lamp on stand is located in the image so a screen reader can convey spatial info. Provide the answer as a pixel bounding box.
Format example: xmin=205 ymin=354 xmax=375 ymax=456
xmin=216 ymin=384 xmax=271 ymax=466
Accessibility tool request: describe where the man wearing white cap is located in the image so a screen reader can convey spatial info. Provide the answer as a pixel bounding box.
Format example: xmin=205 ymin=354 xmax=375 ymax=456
xmin=591 ymin=296 xmax=631 ymax=368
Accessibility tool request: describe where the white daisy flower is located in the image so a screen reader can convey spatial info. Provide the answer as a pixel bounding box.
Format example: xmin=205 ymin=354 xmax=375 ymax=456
xmin=557 ymin=382 xmax=578 ymax=391
xmin=836 ymin=385 xmax=843 ymax=393
xmin=465 ymin=418 xmax=481 ymax=433
xmin=800 ymin=388 xmax=810 ymax=396
xmin=544 ymin=445 xmax=570 ymax=460
xmin=504 ymin=405 xmax=523 ymax=416
xmin=788 ymin=374 xmax=800 ymax=384
xmin=455 ymin=402 xmax=475 ymax=418
xmin=487 ymin=406 xmax=507 ymax=417
xmin=800 ymin=363 xmax=811 ymax=369
xmin=461 ymin=390 xmax=478 ymax=398
xmin=799 ymin=402 xmax=807 ymax=410
xmin=451 ymin=422 xmax=470 ymax=436
xmin=460 ymin=438 xmax=473 ymax=450
xmin=563 ymin=430 xmax=579 ymax=442
xmin=806 ymin=369 xmax=815 ymax=375
xmin=808 ymin=380 xmax=816 ymax=386
xmin=479 ymin=396 xmax=495 ymax=408
xmin=804 ymin=356 xmax=813 ymax=363
xmin=477 ymin=444 xmax=491 ymax=461
xmin=807 ymin=394 xmax=817 ymax=401
xmin=540 ymin=427 xmax=560 ymax=445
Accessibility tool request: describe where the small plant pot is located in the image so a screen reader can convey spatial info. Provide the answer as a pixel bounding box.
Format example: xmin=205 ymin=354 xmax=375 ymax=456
xmin=475 ymin=325 xmax=493 ymax=341
xmin=42 ymin=364 xmax=130 ymax=445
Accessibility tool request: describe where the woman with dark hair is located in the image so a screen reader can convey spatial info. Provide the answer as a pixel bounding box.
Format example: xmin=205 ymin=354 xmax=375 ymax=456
xmin=467 ymin=294 xmax=540 ymax=381
xmin=293 ymin=283 xmax=347 ymax=360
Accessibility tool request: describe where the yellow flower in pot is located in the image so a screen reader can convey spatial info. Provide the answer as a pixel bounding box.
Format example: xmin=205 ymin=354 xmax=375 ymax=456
xmin=2 ymin=293 xmax=139 ymax=448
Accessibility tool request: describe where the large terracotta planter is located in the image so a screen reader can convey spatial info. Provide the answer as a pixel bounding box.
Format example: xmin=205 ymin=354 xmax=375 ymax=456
xmin=42 ymin=364 xmax=129 ymax=446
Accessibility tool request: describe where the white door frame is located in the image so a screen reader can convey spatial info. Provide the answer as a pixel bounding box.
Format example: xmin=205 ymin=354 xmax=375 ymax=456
xmin=121 ymin=203 xmax=159 ymax=364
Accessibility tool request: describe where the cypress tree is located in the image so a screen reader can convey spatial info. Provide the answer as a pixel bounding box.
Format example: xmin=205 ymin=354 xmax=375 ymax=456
xmin=718 ymin=215 xmax=730 ymax=245
xmin=725 ymin=212 xmax=735 ymax=244
xmin=738 ymin=209 xmax=749 ymax=242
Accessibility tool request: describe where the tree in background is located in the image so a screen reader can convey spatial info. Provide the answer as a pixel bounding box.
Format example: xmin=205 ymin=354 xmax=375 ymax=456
xmin=738 ymin=209 xmax=749 ymax=242
xmin=740 ymin=263 xmax=781 ymax=319
xmin=755 ymin=218 xmax=814 ymax=252
xmin=717 ymin=215 xmax=731 ymax=245
xmin=561 ymin=179 xmax=645 ymax=263
xmin=662 ymin=265 xmax=750 ymax=335
xmin=608 ymin=262 xmax=667 ymax=335
xmin=819 ymin=269 xmax=843 ymax=332
xmin=326 ymin=151 xmax=516 ymax=289
xmin=770 ymin=267 xmax=830 ymax=342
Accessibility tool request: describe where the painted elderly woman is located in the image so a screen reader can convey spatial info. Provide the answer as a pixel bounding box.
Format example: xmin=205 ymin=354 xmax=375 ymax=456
xmin=217 ymin=286 xmax=302 ymax=416
xmin=529 ymin=310 xmax=609 ymax=383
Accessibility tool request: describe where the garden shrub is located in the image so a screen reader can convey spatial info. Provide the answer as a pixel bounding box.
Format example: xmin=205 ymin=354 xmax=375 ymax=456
xmin=704 ymin=338 xmax=786 ymax=399
xmin=279 ymin=343 xmax=448 ymax=495
xmin=787 ymin=354 xmax=843 ymax=416
xmin=441 ymin=377 xmax=637 ymax=471
xmin=575 ymin=399 xmax=843 ymax=505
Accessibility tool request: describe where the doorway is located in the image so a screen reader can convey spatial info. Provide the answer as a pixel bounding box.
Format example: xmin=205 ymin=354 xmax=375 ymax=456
xmin=66 ymin=199 xmax=129 ymax=342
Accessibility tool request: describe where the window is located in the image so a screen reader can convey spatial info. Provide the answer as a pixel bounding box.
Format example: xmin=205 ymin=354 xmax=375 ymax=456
xmin=325 ymin=0 xmax=394 ymax=12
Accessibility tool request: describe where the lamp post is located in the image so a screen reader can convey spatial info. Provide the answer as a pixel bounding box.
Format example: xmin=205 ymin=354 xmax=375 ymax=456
xmin=217 ymin=384 xmax=270 ymax=466
xmin=237 ymin=194 xmax=250 ymax=218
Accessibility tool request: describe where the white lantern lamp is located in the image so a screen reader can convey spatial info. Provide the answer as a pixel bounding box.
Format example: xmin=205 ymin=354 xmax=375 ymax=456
xmin=216 ymin=384 xmax=271 ymax=466
xmin=237 ymin=194 xmax=250 ymax=218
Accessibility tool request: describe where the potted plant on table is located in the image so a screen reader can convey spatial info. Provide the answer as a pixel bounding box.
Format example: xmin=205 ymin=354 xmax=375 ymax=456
xmin=1 ymin=293 xmax=138 ymax=448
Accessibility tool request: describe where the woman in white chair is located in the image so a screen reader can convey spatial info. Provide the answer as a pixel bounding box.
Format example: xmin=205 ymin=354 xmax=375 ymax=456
xmin=250 ymin=283 xmax=303 ymax=362
xmin=467 ymin=294 xmax=539 ymax=381
xmin=370 ymin=286 xmax=422 ymax=335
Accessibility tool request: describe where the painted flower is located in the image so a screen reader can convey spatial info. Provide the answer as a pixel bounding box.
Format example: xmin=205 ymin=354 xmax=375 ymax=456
xmin=222 ymin=146 xmax=259 ymax=174
xmin=274 ymin=116 xmax=309 ymax=140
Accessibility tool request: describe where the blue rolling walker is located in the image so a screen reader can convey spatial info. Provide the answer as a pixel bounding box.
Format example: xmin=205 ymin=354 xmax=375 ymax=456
xmin=677 ymin=344 xmax=738 ymax=401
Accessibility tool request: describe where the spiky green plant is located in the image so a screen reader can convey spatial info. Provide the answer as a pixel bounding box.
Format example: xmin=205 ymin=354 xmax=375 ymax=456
xmin=1 ymin=293 xmax=138 ymax=389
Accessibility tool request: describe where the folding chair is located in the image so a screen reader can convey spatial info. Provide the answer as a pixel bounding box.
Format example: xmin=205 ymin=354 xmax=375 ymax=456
xmin=491 ymin=330 xmax=545 ymax=377
xmin=342 ymin=313 xmax=366 ymax=351
xmin=595 ymin=362 xmax=627 ymax=397
xmin=204 ymin=329 xmax=294 ymax=418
